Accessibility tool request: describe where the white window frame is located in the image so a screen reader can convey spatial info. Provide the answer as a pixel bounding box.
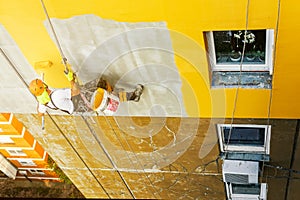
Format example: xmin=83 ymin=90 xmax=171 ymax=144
xmin=225 ymin=183 xmax=268 ymax=200
xmin=206 ymin=29 xmax=274 ymax=74
xmin=29 ymin=169 xmax=45 ymax=175
xmin=0 ymin=136 xmax=14 ymax=144
xmin=18 ymin=159 xmax=36 ymax=166
xmin=6 ymin=149 xmax=27 ymax=156
xmin=217 ymin=124 xmax=271 ymax=154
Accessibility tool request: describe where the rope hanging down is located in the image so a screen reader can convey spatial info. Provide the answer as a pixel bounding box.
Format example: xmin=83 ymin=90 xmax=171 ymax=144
xmin=104 ymin=115 xmax=163 ymax=199
xmin=225 ymin=0 xmax=251 ymax=155
xmin=40 ymin=0 xmax=68 ymax=72
xmin=262 ymin=0 xmax=281 ymax=186
xmin=223 ymin=0 xmax=281 ymax=191
xmin=39 ymin=1 xmax=138 ymax=198
xmin=0 ymin=47 xmax=111 ymax=198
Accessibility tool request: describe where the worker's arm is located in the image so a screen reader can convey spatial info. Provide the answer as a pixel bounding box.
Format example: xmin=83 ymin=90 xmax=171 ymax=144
xmin=37 ymin=103 xmax=46 ymax=116
xmin=64 ymin=69 xmax=80 ymax=96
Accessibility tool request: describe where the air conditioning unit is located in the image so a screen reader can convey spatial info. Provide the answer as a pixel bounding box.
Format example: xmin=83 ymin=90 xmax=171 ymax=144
xmin=222 ymin=160 xmax=259 ymax=184
xmin=225 ymin=182 xmax=268 ymax=200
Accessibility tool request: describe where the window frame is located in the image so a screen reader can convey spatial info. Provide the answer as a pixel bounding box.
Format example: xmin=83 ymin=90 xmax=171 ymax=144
xmin=29 ymin=169 xmax=45 ymax=175
xmin=0 ymin=136 xmax=14 ymax=144
xmin=225 ymin=183 xmax=267 ymax=200
xmin=18 ymin=159 xmax=36 ymax=166
xmin=217 ymin=124 xmax=271 ymax=154
xmin=206 ymin=29 xmax=274 ymax=74
xmin=6 ymin=149 xmax=27 ymax=156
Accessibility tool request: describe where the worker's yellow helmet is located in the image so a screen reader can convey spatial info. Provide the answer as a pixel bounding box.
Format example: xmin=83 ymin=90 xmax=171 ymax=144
xmin=29 ymin=79 xmax=45 ymax=96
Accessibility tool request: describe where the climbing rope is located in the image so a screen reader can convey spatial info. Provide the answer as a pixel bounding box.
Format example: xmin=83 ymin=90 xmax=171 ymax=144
xmin=0 ymin=47 xmax=112 ymax=198
xmin=225 ymin=0 xmax=251 ymax=155
xmin=40 ymin=0 xmax=69 ymax=72
xmin=262 ymin=0 xmax=281 ymax=186
xmin=38 ymin=1 xmax=160 ymax=198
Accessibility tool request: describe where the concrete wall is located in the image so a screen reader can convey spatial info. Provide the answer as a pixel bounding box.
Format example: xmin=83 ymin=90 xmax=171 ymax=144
xmin=16 ymin=114 xmax=224 ymax=199
xmin=14 ymin=113 xmax=300 ymax=199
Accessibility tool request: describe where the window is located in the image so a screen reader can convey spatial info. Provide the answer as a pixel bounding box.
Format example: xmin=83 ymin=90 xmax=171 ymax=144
xmin=206 ymin=29 xmax=274 ymax=72
xmin=18 ymin=159 xmax=36 ymax=166
xmin=6 ymin=149 xmax=27 ymax=156
xmin=225 ymin=183 xmax=268 ymax=200
xmin=205 ymin=29 xmax=274 ymax=88
xmin=0 ymin=136 xmax=14 ymax=144
xmin=217 ymin=124 xmax=271 ymax=154
xmin=29 ymin=169 xmax=45 ymax=175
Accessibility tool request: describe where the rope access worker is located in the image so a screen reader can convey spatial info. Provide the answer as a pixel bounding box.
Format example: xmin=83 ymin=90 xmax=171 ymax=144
xmin=29 ymin=68 xmax=144 ymax=116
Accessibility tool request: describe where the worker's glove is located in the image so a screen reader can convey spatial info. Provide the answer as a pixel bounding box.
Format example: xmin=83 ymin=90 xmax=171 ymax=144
xmin=62 ymin=58 xmax=68 ymax=64
xmin=64 ymin=69 xmax=75 ymax=82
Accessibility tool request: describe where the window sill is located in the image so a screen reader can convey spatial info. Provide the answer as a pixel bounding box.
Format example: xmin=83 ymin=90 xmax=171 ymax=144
xmin=211 ymin=71 xmax=272 ymax=89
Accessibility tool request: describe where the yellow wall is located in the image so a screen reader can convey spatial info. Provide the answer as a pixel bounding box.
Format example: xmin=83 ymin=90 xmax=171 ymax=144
xmin=0 ymin=0 xmax=298 ymax=118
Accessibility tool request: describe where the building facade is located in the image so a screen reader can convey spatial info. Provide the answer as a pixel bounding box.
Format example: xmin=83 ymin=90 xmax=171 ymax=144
xmin=0 ymin=113 xmax=59 ymax=181
xmin=0 ymin=0 xmax=300 ymax=199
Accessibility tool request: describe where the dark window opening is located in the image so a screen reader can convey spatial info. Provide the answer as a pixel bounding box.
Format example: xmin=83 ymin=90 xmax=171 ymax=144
xmin=213 ymin=30 xmax=266 ymax=65
xmin=223 ymin=126 xmax=265 ymax=146
xmin=232 ymin=183 xmax=261 ymax=195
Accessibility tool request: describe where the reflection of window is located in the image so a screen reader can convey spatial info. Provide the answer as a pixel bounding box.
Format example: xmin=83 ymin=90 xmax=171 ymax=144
xmin=206 ymin=29 xmax=274 ymax=72
xmin=29 ymin=169 xmax=45 ymax=175
xmin=7 ymin=149 xmax=27 ymax=156
xmin=225 ymin=183 xmax=268 ymax=200
xmin=18 ymin=159 xmax=36 ymax=166
xmin=0 ymin=136 xmax=14 ymax=144
xmin=217 ymin=124 xmax=271 ymax=154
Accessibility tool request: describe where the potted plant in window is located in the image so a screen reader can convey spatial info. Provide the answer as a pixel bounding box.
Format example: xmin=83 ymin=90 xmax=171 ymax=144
xmin=245 ymin=50 xmax=265 ymax=63
xmin=257 ymin=50 xmax=265 ymax=62
xmin=230 ymin=50 xmax=242 ymax=62
xmin=230 ymin=31 xmax=243 ymax=62
xmin=230 ymin=30 xmax=256 ymax=62
xmin=244 ymin=31 xmax=256 ymax=61
xmin=245 ymin=51 xmax=256 ymax=61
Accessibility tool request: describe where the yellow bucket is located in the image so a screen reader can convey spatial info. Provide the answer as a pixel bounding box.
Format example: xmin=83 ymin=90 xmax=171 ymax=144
xmin=91 ymin=88 xmax=120 ymax=115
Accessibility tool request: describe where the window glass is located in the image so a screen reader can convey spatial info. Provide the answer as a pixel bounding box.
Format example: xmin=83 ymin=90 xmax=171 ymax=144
xmin=29 ymin=169 xmax=45 ymax=175
xmin=223 ymin=126 xmax=265 ymax=146
xmin=232 ymin=183 xmax=261 ymax=195
xmin=7 ymin=149 xmax=26 ymax=156
xmin=0 ymin=136 xmax=14 ymax=144
xmin=213 ymin=30 xmax=266 ymax=65
xmin=19 ymin=159 xmax=36 ymax=166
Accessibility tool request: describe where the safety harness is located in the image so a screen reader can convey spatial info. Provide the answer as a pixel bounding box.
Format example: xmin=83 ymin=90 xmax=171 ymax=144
xmin=36 ymin=83 xmax=51 ymax=105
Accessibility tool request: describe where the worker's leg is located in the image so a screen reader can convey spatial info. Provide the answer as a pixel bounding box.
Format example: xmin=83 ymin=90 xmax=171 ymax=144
xmin=70 ymin=80 xmax=81 ymax=96
xmin=118 ymin=84 xmax=144 ymax=102
xmin=96 ymin=77 xmax=113 ymax=92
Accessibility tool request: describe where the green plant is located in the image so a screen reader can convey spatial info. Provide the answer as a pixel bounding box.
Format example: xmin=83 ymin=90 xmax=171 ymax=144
xmin=47 ymin=157 xmax=72 ymax=184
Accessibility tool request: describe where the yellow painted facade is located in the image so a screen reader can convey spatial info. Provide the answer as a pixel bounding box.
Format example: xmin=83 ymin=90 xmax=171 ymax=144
xmin=1 ymin=0 xmax=298 ymax=118
xmin=0 ymin=113 xmax=59 ymax=180
xmin=1 ymin=1 xmax=300 ymax=198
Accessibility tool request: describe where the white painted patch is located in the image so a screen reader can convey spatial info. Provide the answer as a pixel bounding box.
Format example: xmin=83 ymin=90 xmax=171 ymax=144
xmin=45 ymin=14 xmax=186 ymax=117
